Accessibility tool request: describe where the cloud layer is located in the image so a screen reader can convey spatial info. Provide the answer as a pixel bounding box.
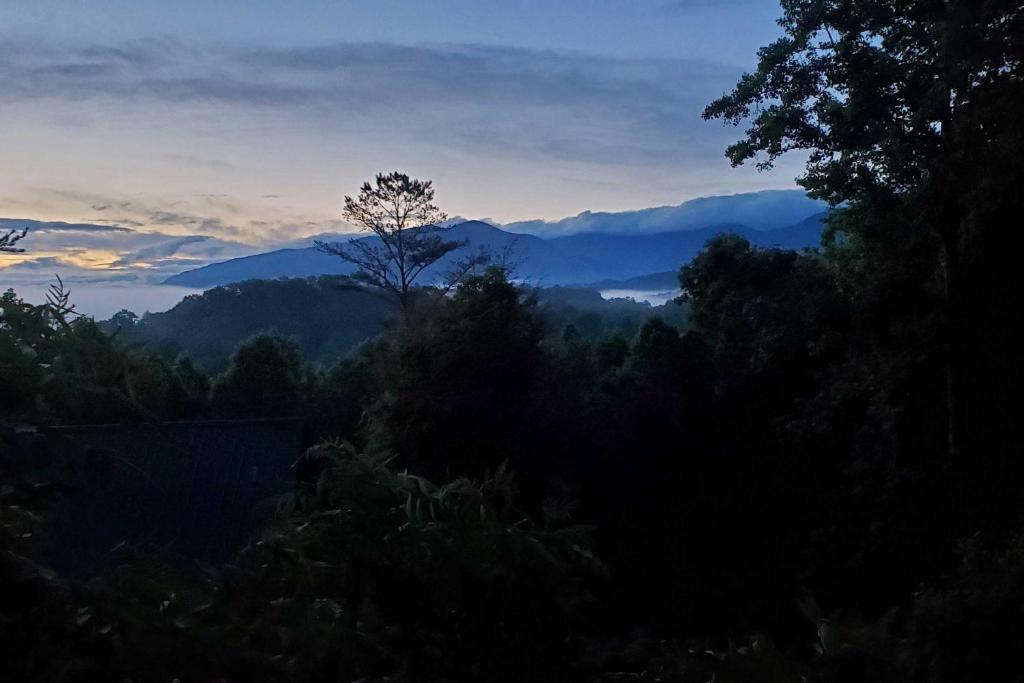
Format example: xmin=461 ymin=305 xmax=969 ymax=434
xmin=0 ymin=218 xmax=257 ymax=286
xmin=0 ymin=38 xmax=743 ymax=167
xmin=0 ymin=32 xmax=806 ymax=287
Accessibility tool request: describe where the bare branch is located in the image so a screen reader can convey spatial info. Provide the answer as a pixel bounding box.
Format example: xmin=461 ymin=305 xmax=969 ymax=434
xmin=43 ymin=274 xmax=81 ymax=329
xmin=0 ymin=227 xmax=28 ymax=253
xmin=317 ymin=171 xmax=463 ymax=320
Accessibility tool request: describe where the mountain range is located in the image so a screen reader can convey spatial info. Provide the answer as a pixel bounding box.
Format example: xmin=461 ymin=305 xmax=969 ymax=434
xmin=502 ymin=189 xmax=826 ymax=235
xmin=163 ymin=190 xmax=828 ymax=289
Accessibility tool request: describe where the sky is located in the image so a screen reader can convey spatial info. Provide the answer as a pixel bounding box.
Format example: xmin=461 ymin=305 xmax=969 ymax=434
xmin=0 ymin=0 xmax=806 ymax=294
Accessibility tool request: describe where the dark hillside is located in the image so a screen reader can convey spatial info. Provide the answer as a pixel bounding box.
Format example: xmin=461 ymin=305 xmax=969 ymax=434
xmin=112 ymin=276 xmax=393 ymax=371
xmin=109 ymin=276 xmax=674 ymax=371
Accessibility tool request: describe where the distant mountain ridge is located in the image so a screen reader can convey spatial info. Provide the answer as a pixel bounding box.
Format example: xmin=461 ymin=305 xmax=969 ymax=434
xmin=164 ymin=191 xmax=828 ymax=289
xmin=503 ymin=189 xmax=826 ymax=235
xmin=583 ymin=272 xmax=681 ymax=291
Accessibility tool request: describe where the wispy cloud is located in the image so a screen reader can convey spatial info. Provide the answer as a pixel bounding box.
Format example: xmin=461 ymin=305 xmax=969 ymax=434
xmin=0 ymin=217 xmax=260 ymax=285
xmin=1 ymin=189 xmax=349 ymax=245
xmin=0 ymin=218 xmax=132 ymax=233
xmin=659 ymin=0 xmax=758 ymax=11
xmin=110 ymin=235 xmax=212 ymax=267
xmin=0 ymin=37 xmax=742 ymax=166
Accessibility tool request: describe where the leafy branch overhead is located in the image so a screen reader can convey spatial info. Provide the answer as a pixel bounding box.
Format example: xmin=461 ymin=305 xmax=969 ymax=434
xmin=702 ymin=0 xmax=1024 ymax=206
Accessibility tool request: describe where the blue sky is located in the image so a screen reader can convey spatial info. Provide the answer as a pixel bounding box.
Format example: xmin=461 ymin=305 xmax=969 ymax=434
xmin=1 ymin=1 xmax=782 ymax=62
xmin=0 ymin=0 xmax=805 ymax=286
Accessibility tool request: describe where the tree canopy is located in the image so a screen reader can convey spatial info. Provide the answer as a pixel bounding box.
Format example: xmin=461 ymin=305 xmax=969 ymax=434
xmin=315 ymin=171 xmax=484 ymax=319
xmin=704 ymin=0 xmax=1024 ymax=207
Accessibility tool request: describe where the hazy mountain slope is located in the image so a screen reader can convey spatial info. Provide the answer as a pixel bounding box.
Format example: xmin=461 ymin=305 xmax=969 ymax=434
xmin=117 ymin=276 xmax=393 ymax=371
xmin=163 ymin=220 xmax=538 ymax=288
xmin=583 ymin=272 xmax=681 ymax=291
xmin=164 ymin=215 xmax=825 ymax=289
xmin=162 ymin=247 xmax=354 ymax=287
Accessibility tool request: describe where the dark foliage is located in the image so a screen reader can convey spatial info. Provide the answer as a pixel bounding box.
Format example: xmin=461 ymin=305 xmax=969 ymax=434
xmin=108 ymin=276 xmax=394 ymax=373
xmin=107 ymin=275 xmax=671 ymax=373
xmin=4 ymin=1 xmax=1024 ymax=679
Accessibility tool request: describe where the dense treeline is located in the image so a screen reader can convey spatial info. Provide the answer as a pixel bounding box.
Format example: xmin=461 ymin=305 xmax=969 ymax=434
xmin=3 ymin=230 xmax=1021 ymax=680
xmin=106 ymin=275 xmax=675 ymax=372
xmin=3 ymin=0 xmax=1024 ymax=680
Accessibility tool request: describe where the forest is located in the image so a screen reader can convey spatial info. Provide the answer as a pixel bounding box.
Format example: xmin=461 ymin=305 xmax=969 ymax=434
xmin=101 ymin=276 xmax=678 ymax=372
xmin=2 ymin=1 xmax=1023 ymax=681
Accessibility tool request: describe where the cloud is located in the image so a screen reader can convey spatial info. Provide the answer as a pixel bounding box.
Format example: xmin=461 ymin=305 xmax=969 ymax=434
xmin=2 ymin=186 xmax=341 ymax=247
xmin=1 ymin=255 xmax=67 ymax=271
xmin=0 ymin=216 xmax=262 ymax=286
xmin=110 ymin=235 xmax=212 ymax=266
xmin=164 ymin=154 xmax=239 ymax=171
xmin=659 ymin=0 xmax=757 ymax=10
xmin=0 ymin=218 xmax=132 ymax=233
xmin=0 ymin=37 xmax=743 ymax=166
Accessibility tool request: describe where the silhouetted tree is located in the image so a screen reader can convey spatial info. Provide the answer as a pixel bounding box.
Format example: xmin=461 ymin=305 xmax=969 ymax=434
xmin=212 ymin=334 xmax=308 ymax=416
xmin=594 ymin=335 xmax=629 ymax=372
xmin=173 ymin=355 xmax=211 ymax=411
xmin=316 ymin=172 xmax=477 ymax=321
xmin=703 ymin=0 xmax=1024 ymax=474
xmin=365 ymin=267 xmax=545 ymax=479
xmin=106 ymin=309 xmax=139 ymax=333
